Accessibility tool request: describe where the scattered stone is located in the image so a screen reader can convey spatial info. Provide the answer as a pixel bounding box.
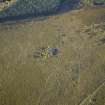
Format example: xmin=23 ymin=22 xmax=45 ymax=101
xmin=33 ymin=46 xmax=59 ymax=60
xmin=48 ymin=48 xmax=59 ymax=56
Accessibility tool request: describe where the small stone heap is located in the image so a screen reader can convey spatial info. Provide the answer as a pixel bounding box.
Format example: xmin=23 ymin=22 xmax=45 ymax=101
xmin=33 ymin=46 xmax=59 ymax=60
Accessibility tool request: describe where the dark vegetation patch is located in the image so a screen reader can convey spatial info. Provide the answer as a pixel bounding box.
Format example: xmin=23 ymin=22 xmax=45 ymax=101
xmin=1 ymin=0 xmax=11 ymax=2
xmin=0 ymin=0 xmax=105 ymax=22
xmin=81 ymin=0 xmax=105 ymax=6
xmin=0 ymin=0 xmax=80 ymax=23
xmin=94 ymin=0 xmax=105 ymax=5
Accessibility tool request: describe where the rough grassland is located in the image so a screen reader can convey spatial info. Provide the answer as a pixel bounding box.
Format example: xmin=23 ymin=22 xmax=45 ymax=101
xmin=0 ymin=7 xmax=105 ymax=105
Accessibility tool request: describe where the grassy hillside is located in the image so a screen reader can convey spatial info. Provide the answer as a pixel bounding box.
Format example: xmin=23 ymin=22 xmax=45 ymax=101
xmin=0 ymin=0 xmax=105 ymax=105
xmin=0 ymin=0 xmax=60 ymax=18
xmin=0 ymin=6 xmax=105 ymax=105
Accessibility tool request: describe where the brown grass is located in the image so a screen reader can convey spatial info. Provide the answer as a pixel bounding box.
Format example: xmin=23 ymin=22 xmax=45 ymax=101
xmin=0 ymin=7 xmax=105 ymax=105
